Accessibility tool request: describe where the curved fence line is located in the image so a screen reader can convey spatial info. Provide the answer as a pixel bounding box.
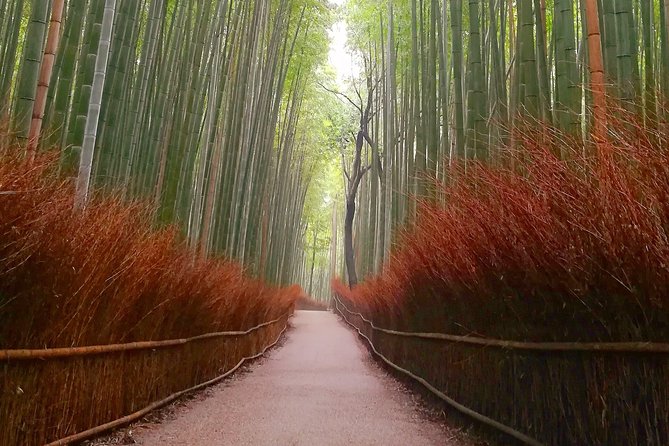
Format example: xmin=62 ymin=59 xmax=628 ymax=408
xmin=0 ymin=315 xmax=286 ymax=360
xmin=333 ymin=296 xmax=669 ymax=353
xmin=44 ymin=321 xmax=289 ymax=446
xmin=333 ymin=299 xmax=544 ymax=446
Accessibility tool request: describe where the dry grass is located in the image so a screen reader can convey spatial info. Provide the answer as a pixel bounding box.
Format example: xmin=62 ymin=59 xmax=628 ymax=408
xmin=0 ymin=147 xmax=300 ymax=445
xmin=335 ymin=110 xmax=669 ymax=445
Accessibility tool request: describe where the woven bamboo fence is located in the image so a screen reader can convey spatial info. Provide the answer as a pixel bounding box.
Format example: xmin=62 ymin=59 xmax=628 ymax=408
xmin=0 ymin=313 xmax=290 ymax=446
xmin=334 ymin=295 xmax=669 ymax=446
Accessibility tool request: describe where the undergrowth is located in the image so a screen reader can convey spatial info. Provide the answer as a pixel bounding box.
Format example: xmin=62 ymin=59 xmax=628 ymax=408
xmin=336 ymin=110 xmax=669 ymax=343
xmin=0 ymin=143 xmax=300 ymax=445
xmin=334 ymin=109 xmax=669 ymax=445
xmin=0 ymin=151 xmax=300 ymax=349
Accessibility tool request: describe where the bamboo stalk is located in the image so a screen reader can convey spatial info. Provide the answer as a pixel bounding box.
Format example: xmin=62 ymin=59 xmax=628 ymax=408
xmin=75 ymin=0 xmax=117 ymax=208
xmin=13 ymin=0 xmax=49 ymax=140
xmin=584 ymin=0 xmax=607 ymax=141
xmin=26 ymin=0 xmax=67 ymax=160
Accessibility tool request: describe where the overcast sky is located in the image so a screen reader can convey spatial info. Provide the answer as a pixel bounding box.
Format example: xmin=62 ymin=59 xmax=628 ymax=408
xmin=327 ymin=0 xmax=356 ymax=86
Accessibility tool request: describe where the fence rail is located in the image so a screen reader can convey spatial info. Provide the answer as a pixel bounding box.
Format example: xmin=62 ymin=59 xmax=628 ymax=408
xmin=0 ymin=316 xmax=286 ymax=360
xmin=44 ymin=321 xmax=289 ymax=446
xmin=2 ymin=313 xmax=291 ymax=446
xmin=334 ymin=294 xmax=669 ymax=445
xmin=333 ymin=296 xmax=544 ymax=445
xmin=334 ymin=297 xmax=669 ymax=353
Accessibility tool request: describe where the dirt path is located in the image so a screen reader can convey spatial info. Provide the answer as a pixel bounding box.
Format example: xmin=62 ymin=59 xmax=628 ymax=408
xmin=132 ymin=311 xmax=472 ymax=446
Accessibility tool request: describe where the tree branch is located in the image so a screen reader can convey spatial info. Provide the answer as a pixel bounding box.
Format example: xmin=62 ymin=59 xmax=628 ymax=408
xmin=362 ymin=131 xmax=376 ymax=149
xmin=353 ymin=82 xmax=364 ymax=110
xmin=317 ymin=81 xmax=362 ymax=113
xmin=361 ymin=131 xmax=384 ymax=177
xmin=340 ymin=151 xmax=351 ymax=183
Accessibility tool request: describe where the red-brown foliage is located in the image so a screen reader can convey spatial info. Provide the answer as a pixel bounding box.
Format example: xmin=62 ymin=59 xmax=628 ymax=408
xmin=0 ymin=148 xmax=300 ymax=445
xmin=333 ymin=112 xmax=669 ymax=445
xmin=0 ymin=152 xmax=300 ymax=349
xmin=337 ymin=113 xmax=669 ymax=342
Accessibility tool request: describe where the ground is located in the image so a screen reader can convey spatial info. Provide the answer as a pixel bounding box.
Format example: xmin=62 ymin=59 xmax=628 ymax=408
xmin=93 ymin=311 xmax=478 ymax=446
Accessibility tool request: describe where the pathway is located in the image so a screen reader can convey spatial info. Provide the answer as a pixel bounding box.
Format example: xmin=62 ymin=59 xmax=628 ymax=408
xmin=132 ymin=311 xmax=471 ymax=446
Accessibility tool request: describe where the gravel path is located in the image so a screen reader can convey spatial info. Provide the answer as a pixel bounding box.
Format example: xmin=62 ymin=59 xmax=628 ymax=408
xmin=132 ymin=310 xmax=472 ymax=446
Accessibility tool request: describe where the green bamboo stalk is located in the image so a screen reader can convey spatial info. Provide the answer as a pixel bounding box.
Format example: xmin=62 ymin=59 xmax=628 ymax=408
xmin=0 ymin=0 xmax=25 ymax=106
xmin=661 ymin=1 xmax=669 ymax=104
xmin=615 ymin=0 xmax=637 ymax=105
xmin=451 ymin=0 xmax=465 ymax=158
xmin=640 ymin=0 xmax=656 ymax=126
xmin=26 ymin=0 xmax=66 ymax=158
xmin=44 ymin=0 xmax=88 ymax=147
xmin=75 ymin=0 xmax=116 ymax=209
xmin=534 ymin=0 xmax=551 ymax=121
xmin=65 ymin=0 xmax=104 ymax=172
xmin=518 ymin=0 xmax=539 ymax=117
xmin=555 ymin=0 xmax=582 ymax=136
xmin=466 ymin=0 xmax=488 ymax=159
xmin=601 ymin=0 xmax=618 ymax=83
xmin=13 ymin=0 xmax=49 ymax=141
xmin=658 ymin=0 xmax=669 ymax=103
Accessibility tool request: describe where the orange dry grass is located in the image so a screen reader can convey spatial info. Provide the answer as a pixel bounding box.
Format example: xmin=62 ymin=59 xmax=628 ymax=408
xmin=333 ymin=111 xmax=669 ymax=445
xmin=337 ymin=112 xmax=669 ymax=342
xmin=0 ymin=152 xmax=299 ymax=348
xmin=0 ymin=149 xmax=300 ymax=445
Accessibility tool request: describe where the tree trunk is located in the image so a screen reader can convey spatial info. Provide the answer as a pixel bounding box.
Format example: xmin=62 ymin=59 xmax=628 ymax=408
xmin=308 ymin=225 xmax=317 ymax=296
xmin=344 ymin=127 xmax=372 ymax=288
xmin=344 ymin=197 xmax=358 ymax=288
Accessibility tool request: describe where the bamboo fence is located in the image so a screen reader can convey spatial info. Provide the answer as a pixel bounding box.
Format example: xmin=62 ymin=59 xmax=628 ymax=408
xmin=334 ymin=295 xmax=669 ymax=445
xmin=1 ymin=313 xmax=291 ymax=446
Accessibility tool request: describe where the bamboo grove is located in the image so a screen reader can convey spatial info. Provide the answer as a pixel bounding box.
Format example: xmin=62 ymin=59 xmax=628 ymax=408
xmin=0 ymin=0 xmax=334 ymax=285
xmin=336 ymin=0 xmax=669 ymax=280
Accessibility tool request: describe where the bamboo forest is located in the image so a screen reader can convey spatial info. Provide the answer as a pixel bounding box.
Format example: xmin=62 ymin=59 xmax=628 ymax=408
xmin=2 ymin=0 xmax=669 ymax=445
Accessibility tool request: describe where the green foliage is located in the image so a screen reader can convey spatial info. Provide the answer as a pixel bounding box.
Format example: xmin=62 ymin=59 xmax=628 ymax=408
xmin=298 ymin=69 xmax=348 ymax=274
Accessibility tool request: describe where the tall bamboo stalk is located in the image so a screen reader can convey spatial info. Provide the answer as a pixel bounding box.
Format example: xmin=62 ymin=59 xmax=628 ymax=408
xmin=26 ymin=0 xmax=66 ymax=160
xmin=585 ymin=0 xmax=607 ymax=140
xmin=75 ymin=0 xmax=116 ymax=208
xmin=13 ymin=0 xmax=49 ymax=141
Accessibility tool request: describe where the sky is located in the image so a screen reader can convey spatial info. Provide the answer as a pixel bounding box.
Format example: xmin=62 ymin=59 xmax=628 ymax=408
xmin=327 ymin=0 xmax=357 ymax=86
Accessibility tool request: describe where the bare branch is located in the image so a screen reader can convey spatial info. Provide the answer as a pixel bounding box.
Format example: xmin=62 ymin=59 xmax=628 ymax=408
xmin=350 ymin=163 xmax=372 ymax=197
xmin=361 ymin=131 xmax=376 ymax=149
xmin=317 ymin=81 xmax=362 ymax=113
xmin=340 ymin=151 xmax=351 ymax=183
xmin=353 ymin=82 xmax=364 ymax=110
xmin=361 ymin=131 xmax=383 ymax=177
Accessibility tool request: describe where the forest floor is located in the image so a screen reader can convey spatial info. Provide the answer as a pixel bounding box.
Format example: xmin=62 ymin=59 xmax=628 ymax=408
xmin=96 ymin=311 xmax=477 ymax=446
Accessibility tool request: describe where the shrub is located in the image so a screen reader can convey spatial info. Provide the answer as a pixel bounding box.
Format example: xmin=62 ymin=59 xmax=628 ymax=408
xmin=334 ymin=111 xmax=669 ymax=445
xmin=0 ymin=147 xmax=300 ymax=445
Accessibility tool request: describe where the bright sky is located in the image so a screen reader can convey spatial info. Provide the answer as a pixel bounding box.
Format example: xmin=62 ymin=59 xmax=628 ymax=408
xmin=328 ymin=0 xmax=357 ymax=86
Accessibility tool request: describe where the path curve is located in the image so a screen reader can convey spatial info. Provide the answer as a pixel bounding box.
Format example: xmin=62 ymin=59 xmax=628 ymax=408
xmin=133 ymin=311 xmax=471 ymax=446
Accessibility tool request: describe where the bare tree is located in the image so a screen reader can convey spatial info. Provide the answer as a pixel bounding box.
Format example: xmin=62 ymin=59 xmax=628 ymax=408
xmin=321 ymin=69 xmax=379 ymax=288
